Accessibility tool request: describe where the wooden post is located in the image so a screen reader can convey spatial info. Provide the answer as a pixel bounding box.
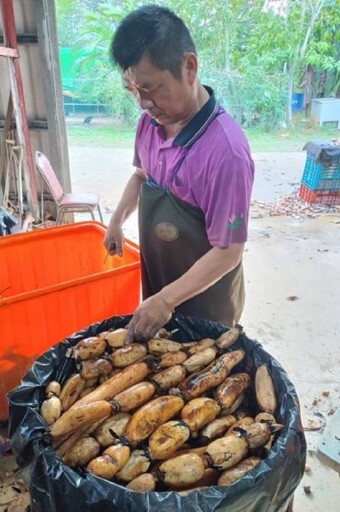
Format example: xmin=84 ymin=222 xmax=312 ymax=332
xmin=34 ymin=0 xmax=72 ymax=195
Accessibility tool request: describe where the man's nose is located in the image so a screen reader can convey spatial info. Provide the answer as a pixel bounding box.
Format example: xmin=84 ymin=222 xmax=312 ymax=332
xmin=136 ymin=92 xmax=154 ymax=110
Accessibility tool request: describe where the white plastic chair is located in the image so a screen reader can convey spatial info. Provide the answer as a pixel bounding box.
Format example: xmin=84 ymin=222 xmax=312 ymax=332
xmin=35 ymin=151 xmax=103 ymax=225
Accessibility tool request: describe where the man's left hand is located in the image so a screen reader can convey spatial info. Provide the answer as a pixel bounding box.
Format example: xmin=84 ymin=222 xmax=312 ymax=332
xmin=125 ymin=294 xmax=174 ymax=343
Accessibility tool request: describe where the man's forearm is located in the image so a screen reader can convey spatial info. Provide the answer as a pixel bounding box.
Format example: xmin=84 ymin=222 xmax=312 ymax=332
xmin=159 ymin=244 xmax=244 ymax=310
xmin=111 ymin=169 xmax=146 ymax=225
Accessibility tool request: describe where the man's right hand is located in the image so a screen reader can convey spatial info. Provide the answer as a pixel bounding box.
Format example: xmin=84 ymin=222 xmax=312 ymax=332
xmin=104 ymin=220 xmax=124 ymax=256
xmin=103 ymin=169 xmax=146 ymax=257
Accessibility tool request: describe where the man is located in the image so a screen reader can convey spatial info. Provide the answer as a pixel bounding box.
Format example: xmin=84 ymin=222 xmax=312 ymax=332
xmin=104 ymin=4 xmax=254 ymax=343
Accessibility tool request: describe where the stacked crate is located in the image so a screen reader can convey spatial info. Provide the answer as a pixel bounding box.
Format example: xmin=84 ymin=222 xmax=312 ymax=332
xmin=299 ymin=141 xmax=340 ymax=205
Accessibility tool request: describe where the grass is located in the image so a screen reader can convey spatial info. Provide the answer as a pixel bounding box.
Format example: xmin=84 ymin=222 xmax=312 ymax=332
xmin=66 ymin=125 xmax=135 ymax=148
xmin=246 ymin=122 xmax=339 ymax=152
xmin=65 ymin=116 xmax=339 ymax=152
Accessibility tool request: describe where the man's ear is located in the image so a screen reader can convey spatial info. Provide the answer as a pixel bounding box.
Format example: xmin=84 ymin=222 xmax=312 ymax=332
xmin=183 ymin=53 xmax=198 ymax=85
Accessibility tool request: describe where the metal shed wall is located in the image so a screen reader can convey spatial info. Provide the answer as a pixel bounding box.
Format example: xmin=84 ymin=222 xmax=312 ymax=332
xmin=0 ymin=0 xmax=71 ymax=219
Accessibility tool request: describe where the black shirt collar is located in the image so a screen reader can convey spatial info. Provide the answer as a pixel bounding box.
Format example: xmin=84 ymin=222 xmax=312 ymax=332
xmin=150 ymin=86 xmax=218 ymax=148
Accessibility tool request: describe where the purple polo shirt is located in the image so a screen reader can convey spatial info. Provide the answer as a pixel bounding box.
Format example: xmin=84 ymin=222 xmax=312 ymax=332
xmin=133 ymin=87 xmax=254 ymax=248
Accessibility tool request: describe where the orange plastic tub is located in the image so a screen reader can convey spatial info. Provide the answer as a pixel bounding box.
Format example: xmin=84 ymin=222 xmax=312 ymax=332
xmin=0 ymin=221 xmax=140 ymax=419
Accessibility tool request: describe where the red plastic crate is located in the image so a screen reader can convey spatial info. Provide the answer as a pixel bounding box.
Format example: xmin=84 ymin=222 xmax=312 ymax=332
xmin=299 ymin=184 xmax=340 ymax=205
xmin=0 ymin=221 xmax=140 ymax=419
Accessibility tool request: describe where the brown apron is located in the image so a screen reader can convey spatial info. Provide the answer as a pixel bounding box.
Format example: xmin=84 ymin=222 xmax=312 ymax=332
xmin=138 ymin=175 xmax=245 ymax=328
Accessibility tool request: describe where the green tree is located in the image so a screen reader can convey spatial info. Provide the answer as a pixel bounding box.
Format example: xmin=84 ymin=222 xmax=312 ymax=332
xmin=169 ymin=0 xmax=286 ymax=128
xmin=284 ymin=0 xmax=328 ymax=126
xmin=55 ymin=0 xmax=338 ymax=130
xmin=243 ymin=0 xmax=330 ymax=126
xmin=55 ymin=0 xmax=99 ymax=46
xmin=304 ymin=0 xmax=340 ymax=105
xmin=73 ymin=1 xmax=141 ymax=122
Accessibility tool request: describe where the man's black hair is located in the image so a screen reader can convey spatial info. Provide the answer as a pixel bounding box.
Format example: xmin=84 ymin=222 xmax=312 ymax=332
xmin=110 ymin=4 xmax=196 ymax=80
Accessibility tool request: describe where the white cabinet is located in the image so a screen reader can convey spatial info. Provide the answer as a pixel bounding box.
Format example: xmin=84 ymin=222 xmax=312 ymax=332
xmin=311 ymin=98 xmax=340 ymax=128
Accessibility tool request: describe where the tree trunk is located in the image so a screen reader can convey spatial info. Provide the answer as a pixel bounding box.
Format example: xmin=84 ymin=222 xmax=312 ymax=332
xmin=286 ymin=0 xmax=326 ymax=127
xmin=304 ymin=64 xmax=313 ymax=116
xmin=317 ymin=71 xmax=327 ymax=97
xmin=286 ymin=73 xmax=294 ymax=127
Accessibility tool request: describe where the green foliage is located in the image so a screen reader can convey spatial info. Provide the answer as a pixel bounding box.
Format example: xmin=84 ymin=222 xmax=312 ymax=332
xmin=55 ymin=0 xmax=100 ymax=46
xmin=56 ymin=0 xmax=340 ymax=130
xmin=304 ymin=1 xmax=340 ymax=95
xmin=201 ymin=66 xmax=286 ymax=131
xmin=66 ymin=1 xmax=141 ymax=120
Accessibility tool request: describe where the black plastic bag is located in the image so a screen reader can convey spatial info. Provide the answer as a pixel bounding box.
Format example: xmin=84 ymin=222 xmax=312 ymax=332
xmin=8 ymin=315 xmax=306 ymax=512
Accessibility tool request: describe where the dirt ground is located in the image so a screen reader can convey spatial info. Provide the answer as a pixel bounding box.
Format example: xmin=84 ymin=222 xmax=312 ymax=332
xmin=69 ymin=146 xmax=340 ymax=511
xmin=1 ymin=146 xmax=339 ymax=511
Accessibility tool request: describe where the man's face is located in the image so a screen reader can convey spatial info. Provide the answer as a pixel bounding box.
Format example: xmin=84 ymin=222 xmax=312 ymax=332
xmin=123 ymin=54 xmax=196 ymax=126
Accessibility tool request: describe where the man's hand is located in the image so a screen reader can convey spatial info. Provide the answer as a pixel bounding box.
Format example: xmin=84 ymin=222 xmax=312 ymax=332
xmin=125 ymin=294 xmax=174 ymax=343
xmin=103 ymin=170 xmax=146 ymax=257
xmin=104 ymin=220 xmax=124 ymax=256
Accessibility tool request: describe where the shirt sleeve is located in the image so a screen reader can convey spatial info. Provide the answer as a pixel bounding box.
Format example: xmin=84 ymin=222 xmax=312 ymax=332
xmin=198 ymin=153 xmax=254 ymax=248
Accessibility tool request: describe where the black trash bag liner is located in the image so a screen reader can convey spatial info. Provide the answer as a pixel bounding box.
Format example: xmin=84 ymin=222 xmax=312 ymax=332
xmin=8 ymin=314 xmax=306 ymax=512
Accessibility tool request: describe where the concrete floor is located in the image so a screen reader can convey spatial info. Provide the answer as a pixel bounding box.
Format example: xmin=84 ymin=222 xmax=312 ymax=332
xmin=69 ymin=146 xmax=340 ymax=511
xmin=243 ymin=216 xmax=340 ymax=511
xmin=1 ymin=146 xmax=339 ymax=511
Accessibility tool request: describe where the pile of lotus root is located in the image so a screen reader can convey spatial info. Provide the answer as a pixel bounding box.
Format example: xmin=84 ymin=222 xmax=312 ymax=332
xmin=40 ymin=326 xmax=282 ymax=492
